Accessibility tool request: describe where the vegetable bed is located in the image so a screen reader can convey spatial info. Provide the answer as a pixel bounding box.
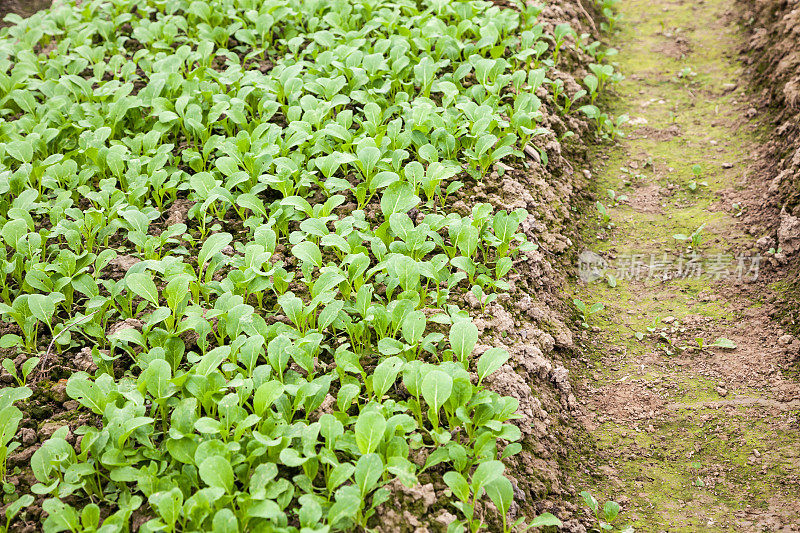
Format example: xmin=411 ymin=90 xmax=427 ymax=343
xmin=0 ymin=0 xmax=619 ymax=531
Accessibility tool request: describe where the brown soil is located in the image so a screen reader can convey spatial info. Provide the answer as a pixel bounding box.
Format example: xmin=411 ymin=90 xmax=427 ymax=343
xmin=739 ymin=0 xmax=800 ymax=226
xmin=0 ymin=0 xmax=50 ymax=23
xmin=570 ymin=0 xmax=800 ymax=531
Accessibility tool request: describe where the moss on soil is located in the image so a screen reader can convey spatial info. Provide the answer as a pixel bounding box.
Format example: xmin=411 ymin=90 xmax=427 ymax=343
xmin=568 ymin=0 xmax=800 ymax=530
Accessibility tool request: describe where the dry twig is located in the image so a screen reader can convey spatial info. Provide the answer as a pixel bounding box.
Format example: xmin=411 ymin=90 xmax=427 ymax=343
xmin=35 ymin=309 xmax=103 ymax=381
xmin=577 ymin=0 xmax=598 ymax=35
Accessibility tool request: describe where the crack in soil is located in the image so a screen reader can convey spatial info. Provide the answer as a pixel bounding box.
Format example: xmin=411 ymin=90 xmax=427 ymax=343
xmin=571 ymin=0 xmax=800 ymax=531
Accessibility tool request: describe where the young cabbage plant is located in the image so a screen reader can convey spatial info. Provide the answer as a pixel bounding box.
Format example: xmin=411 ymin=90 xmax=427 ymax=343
xmin=580 ymin=490 xmax=635 ymax=533
xmin=1 ymin=357 xmax=39 ymax=386
xmin=2 ymin=495 xmax=34 ymax=533
xmin=551 ymin=23 xmax=574 ymax=63
xmin=596 ymin=201 xmax=612 ymax=228
xmin=0 ymin=387 xmax=31 ymax=483
xmin=690 ymin=337 xmax=737 ymax=351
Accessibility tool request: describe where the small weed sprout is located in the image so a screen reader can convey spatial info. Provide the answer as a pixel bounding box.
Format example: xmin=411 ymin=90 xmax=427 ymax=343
xmin=607 ymin=189 xmax=628 ymax=206
xmin=574 ymin=299 xmax=604 ymax=328
xmin=580 ymin=491 xmax=635 ymax=533
xmin=690 ymin=337 xmax=737 ymax=351
xmin=686 ymin=164 xmax=709 ymax=192
xmin=673 ymin=223 xmax=706 ymax=249
xmin=674 ymin=66 xmax=698 ymax=83
xmin=596 ymin=201 xmax=612 ymax=228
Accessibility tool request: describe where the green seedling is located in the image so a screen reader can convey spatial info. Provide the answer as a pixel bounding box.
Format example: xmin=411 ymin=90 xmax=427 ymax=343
xmin=0 ymin=387 xmax=30 ymax=485
xmin=686 ymin=180 xmax=708 ymax=192
xmin=596 ymin=201 xmax=613 ymax=228
xmin=589 ymin=63 xmax=624 ymax=94
xmin=580 ymin=34 xmax=602 ymax=59
xmin=550 ymin=78 xmax=565 ymax=107
xmin=686 ymin=164 xmax=708 ymax=192
xmin=584 ymin=74 xmax=600 ymax=103
xmin=559 ymin=130 xmax=576 ymax=143
xmin=574 ymin=299 xmax=605 ymax=328
xmin=2 ymin=495 xmax=34 ymax=533
xmin=668 ymin=110 xmax=679 ymax=124
xmin=673 ymin=223 xmax=706 ymax=249
xmin=579 ymin=105 xmax=627 ymax=140
xmin=1 ymin=357 xmax=39 ymax=386
xmin=580 ymin=491 xmax=634 ymax=533
xmin=471 ymin=285 xmax=498 ymax=314
xmin=690 ymin=337 xmax=737 ymax=351
xmin=551 ymin=77 xmax=587 ymax=115
xmin=607 ymin=189 xmax=628 ymax=206
xmin=598 ymin=0 xmax=622 ymax=33
xmin=608 ymin=114 xmax=629 ymax=140
xmin=552 ymin=23 xmax=575 ymax=63
xmin=0 ymin=0 xmax=625 ymax=527
xmin=632 ymin=316 xmax=665 ymax=343
xmin=646 ymin=316 xmax=662 ymax=333
xmin=674 ymin=66 xmax=697 ymax=83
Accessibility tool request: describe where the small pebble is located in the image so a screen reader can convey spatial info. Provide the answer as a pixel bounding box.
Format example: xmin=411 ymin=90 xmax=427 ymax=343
xmin=20 ymin=428 xmax=37 ymax=446
xmin=778 ymin=334 xmax=794 ymax=346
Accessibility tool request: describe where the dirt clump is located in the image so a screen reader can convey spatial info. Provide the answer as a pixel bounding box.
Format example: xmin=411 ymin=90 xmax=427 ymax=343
xmin=778 ymin=208 xmax=800 ymax=255
xmin=740 ymin=0 xmax=800 ymax=239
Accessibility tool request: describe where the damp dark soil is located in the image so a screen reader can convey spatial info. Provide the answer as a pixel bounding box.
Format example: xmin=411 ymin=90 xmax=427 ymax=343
xmin=0 ymin=0 xmax=50 ymax=23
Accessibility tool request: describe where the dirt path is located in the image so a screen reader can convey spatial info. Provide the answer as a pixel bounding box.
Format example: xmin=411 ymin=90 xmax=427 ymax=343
xmin=572 ymin=0 xmax=800 ymax=531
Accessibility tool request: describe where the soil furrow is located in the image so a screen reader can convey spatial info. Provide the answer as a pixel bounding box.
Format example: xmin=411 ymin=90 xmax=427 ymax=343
xmin=572 ymin=0 xmax=800 ymax=531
